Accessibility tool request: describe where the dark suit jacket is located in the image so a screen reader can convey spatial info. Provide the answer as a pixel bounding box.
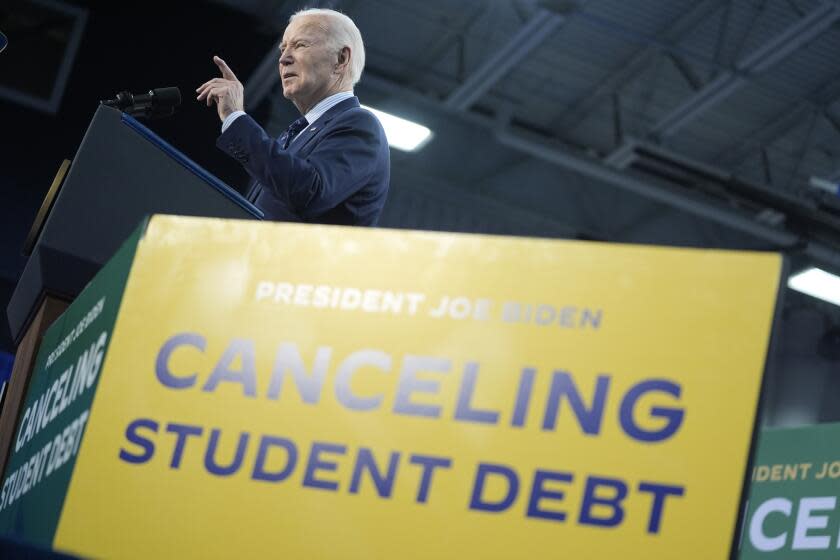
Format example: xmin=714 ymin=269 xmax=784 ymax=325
xmin=217 ymin=96 xmax=390 ymax=225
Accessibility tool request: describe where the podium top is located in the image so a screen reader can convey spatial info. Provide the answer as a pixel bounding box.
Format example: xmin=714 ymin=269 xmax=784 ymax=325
xmin=120 ymin=112 xmax=263 ymax=219
xmin=7 ymin=105 xmax=263 ymax=344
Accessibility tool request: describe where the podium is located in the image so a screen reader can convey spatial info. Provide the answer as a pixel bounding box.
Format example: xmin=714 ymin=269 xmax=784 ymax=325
xmin=1 ymin=105 xmax=262 ymax=475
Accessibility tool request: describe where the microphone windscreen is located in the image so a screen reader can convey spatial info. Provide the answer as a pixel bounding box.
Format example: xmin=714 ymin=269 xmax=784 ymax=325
xmin=153 ymin=87 xmax=181 ymax=106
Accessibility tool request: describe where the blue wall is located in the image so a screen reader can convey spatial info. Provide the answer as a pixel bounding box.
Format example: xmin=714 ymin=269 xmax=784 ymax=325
xmin=0 ymin=350 xmax=12 ymax=404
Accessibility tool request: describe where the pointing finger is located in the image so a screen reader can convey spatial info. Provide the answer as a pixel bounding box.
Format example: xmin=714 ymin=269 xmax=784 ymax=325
xmin=214 ymin=55 xmax=238 ymax=81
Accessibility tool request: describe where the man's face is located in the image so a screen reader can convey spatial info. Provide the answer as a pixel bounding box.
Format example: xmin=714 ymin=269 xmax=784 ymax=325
xmin=278 ymin=16 xmax=339 ymax=114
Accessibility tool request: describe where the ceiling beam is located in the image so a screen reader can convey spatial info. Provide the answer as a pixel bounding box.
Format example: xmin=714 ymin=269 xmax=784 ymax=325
xmin=818 ymin=110 xmax=840 ymax=182
xmin=494 ymin=129 xmax=840 ymax=269
xmin=783 ymin=110 xmax=820 ymax=191
xmin=648 ymin=2 xmax=840 ymax=139
xmin=361 ymin=71 xmax=840 ymax=270
xmin=712 ymin=74 xmax=840 ymax=170
xmin=400 ymin=3 xmax=487 ymax=87
xmin=550 ymin=0 xmax=728 ymax=132
xmin=442 ymin=7 xmax=567 ymax=111
xmin=495 ymin=129 xmax=796 ymax=245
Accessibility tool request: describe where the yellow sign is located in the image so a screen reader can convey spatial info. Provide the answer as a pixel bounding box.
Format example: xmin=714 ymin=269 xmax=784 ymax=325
xmin=54 ymin=215 xmax=781 ymax=558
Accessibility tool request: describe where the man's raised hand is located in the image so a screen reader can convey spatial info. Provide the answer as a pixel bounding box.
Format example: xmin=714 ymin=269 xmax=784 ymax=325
xmin=196 ymin=56 xmax=245 ymax=122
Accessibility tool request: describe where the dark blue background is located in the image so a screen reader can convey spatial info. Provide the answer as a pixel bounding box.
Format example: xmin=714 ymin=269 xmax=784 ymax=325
xmin=0 ymin=1 xmax=280 ymax=352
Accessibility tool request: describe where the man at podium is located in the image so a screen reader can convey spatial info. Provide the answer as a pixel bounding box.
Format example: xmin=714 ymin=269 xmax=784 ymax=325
xmin=197 ymin=8 xmax=390 ymax=226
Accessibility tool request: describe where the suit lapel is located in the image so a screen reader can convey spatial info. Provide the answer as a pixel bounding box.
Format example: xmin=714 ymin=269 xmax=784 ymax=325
xmin=251 ymin=97 xmax=362 ymax=199
xmin=288 ymin=123 xmax=321 ymax=154
xmin=289 ymin=96 xmax=360 ymax=154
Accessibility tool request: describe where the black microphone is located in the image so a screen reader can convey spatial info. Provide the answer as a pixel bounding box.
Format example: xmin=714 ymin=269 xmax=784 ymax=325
xmin=101 ymin=87 xmax=181 ymax=119
xmin=0 ymin=31 xmax=7 ymax=54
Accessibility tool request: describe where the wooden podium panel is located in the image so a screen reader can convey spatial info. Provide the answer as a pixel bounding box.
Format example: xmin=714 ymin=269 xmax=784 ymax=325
xmin=0 ymin=296 xmax=69 ymax=476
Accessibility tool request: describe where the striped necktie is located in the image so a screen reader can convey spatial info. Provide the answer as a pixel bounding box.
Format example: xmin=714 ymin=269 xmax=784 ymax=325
xmin=281 ymin=116 xmax=309 ymax=149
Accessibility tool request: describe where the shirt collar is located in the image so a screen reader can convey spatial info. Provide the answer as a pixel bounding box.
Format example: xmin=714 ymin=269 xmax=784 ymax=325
xmin=304 ymin=91 xmax=355 ymax=125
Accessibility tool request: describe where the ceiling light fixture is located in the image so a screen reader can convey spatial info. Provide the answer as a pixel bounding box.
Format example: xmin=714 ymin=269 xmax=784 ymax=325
xmin=362 ymin=105 xmax=432 ymax=152
xmin=809 ymin=176 xmax=840 ymax=196
xmin=788 ymin=267 xmax=840 ymax=307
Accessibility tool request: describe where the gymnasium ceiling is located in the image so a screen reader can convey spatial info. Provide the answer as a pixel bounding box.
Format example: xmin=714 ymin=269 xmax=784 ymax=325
xmin=213 ymin=0 xmax=840 ymax=264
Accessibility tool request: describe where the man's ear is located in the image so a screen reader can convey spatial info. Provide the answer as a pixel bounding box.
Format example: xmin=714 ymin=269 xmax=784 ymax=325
xmin=335 ymin=46 xmax=351 ymax=74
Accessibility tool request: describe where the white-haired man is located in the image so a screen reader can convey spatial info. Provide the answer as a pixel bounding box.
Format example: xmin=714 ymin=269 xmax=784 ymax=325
xmin=197 ymin=9 xmax=390 ymax=225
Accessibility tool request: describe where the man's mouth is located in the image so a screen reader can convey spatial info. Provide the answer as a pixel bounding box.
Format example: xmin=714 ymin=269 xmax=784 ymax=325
xmin=282 ymin=73 xmax=298 ymax=80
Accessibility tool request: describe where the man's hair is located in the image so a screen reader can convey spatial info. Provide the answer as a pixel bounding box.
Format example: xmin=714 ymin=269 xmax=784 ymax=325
xmin=290 ymin=8 xmax=366 ymax=86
